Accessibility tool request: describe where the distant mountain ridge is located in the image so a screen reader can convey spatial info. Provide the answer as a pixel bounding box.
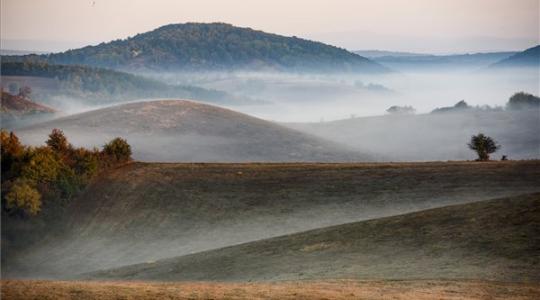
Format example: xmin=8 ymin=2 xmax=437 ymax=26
xmin=4 ymin=23 xmax=389 ymax=73
xmin=361 ymin=50 xmax=517 ymax=71
xmin=353 ymin=50 xmax=429 ymax=58
xmin=490 ymin=45 xmax=540 ymax=68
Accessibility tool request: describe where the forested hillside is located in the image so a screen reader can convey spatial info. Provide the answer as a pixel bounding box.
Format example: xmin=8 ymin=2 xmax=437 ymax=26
xmin=1 ymin=62 xmax=251 ymax=106
xmin=3 ymin=23 xmax=388 ymax=73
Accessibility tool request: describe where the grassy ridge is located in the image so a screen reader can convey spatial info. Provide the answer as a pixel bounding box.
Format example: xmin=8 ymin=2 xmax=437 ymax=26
xmin=87 ymin=193 xmax=540 ymax=282
xmin=3 ymin=161 xmax=539 ymax=279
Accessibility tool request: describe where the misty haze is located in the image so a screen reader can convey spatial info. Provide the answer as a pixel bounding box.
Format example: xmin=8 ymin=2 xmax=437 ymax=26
xmin=1 ymin=1 xmax=539 ymax=299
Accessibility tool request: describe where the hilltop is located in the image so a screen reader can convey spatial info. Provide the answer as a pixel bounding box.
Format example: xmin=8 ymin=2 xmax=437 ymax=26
xmin=4 ymin=23 xmax=389 ymax=73
xmin=1 ymin=91 xmax=58 ymax=128
xmin=490 ymin=45 xmax=540 ymax=68
xmin=1 ymin=91 xmax=56 ymax=115
xmin=87 ymin=193 xmax=540 ymax=282
xmin=3 ymin=161 xmax=539 ymax=278
xmin=14 ymin=100 xmax=366 ymax=162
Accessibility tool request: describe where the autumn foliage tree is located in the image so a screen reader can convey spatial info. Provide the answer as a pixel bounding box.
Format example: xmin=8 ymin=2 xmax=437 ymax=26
xmin=103 ymin=137 xmax=132 ymax=163
xmin=46 ymin=128 xmax=70 ymax=153
xmin=1 ymin=129 xmax=132 ymax=216
xmin=5 ymin=179 xmax=42 ymax=216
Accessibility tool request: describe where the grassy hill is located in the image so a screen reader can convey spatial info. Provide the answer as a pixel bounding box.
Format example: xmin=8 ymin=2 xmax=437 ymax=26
xmin=3 ymin=23 xmax=389 ymax=73
xmin=286 ymin=109 xmax=540 ymax=161
xmin=2 ymin=161 xmax=539 ymax=279
xmin=86 ymin=193 xmax=540 ymax=282
xmin=14 ymin=100 xmax=366 ymax=162
xmin=490 ymin=45 xmax=540 ymax=68
xmin=1 ymin=91 xmax=59 ymax=128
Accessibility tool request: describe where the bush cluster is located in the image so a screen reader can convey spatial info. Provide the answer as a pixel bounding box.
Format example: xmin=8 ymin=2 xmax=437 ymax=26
xmin=1 ymin=129 xmax=132 ymax=216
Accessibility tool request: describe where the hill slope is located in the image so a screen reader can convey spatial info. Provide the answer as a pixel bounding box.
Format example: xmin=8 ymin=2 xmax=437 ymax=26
xmin=87 ymin=193 xmax=540 ymax=282
xmin=490 ymin=45 xmax=540 ymax=68
xmin=15 ymin=100 xmax=366 ymax=162
xmin=1 ymin=91 xmax=56 ymax=114
xmin=286 ymin=110 xmax=540 ymax=161
xmin=2 ymin=161 xmax=540 ymax=278
xmin=5 ymin=23 xmax=388 ymax=73
xmin=1 ymin=91 xmax=58 ymax=128
xmin=1 ymin=62 xmax=251 ymax=107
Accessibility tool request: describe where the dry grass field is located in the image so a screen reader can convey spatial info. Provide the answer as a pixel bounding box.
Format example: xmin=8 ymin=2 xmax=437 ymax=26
xmin=3 ymin=279 xmax=540 ymax=300
xmin=4 ymin=161 xmax=539 ymax=278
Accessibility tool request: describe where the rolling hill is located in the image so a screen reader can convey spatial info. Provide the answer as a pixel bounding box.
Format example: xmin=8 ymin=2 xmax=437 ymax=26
xmin=490 ymin=45 xmax=540 ymax=68
xmin=3 ymin=23 xmax=389 ymax=73
xmin=86 ymin=193 xmax=540 ymax=282
xmin=14 ymin=100 xmax=366 ymax=162
xmin=3 ymin=161 xmax=539 ymax=279
xmin=286 ymin=109 xmax=540 ymax=161
xmin=1 ymin=91 xmax=59 ymax=128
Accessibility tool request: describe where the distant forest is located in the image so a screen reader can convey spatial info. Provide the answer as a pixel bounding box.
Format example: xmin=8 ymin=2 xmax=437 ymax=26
xmin=0 ymin=61 xmax=250 ymax=106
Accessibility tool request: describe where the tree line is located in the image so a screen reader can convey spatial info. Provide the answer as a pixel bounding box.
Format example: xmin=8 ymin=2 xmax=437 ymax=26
xmin=0 ymin=61 xmax=239 ymax=106
xmin=1 ymin=129 xmax=132 ymax=216
xmin=386 ymin=92 xmax=540 ymax=115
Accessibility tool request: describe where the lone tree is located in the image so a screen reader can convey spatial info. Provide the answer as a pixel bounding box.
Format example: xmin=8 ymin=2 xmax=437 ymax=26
xmin=46 ymin=128 xmax=70 ymax=153
xmin=103 ymin=137 xmax=132 ymax=163
xmin=468 ymin=133 xmax=500 ymax=161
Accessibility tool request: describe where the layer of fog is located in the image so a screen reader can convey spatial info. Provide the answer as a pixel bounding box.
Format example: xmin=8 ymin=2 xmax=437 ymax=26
xmin=143 ymin=67 xmax=539 ymax=123
xmin=5 ymin=164 xmax=539 ymax=279
xmin=287 ymin=110 xmax=540 ymax=161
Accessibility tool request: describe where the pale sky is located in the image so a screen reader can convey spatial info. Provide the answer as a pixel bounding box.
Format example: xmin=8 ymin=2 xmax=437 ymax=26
xmin=1 ymin=0 xmax=539 ymax=54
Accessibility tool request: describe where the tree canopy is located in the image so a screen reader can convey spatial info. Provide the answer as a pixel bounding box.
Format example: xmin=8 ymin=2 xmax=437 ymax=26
xmin=1 ymin=129 xmax=132 ymax=216
xmin=467 ymin=133 xmax=500 ymax=161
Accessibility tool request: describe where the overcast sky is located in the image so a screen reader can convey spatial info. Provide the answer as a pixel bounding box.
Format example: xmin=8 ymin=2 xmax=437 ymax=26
xmin=1 ymin=0 xmax=538 ymax=54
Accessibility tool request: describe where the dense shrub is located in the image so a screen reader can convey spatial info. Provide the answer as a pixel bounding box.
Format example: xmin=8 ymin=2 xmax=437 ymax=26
xmin=103 ymin=137 xmax=132 ymax=163
xmin=1 ymin=129 xmax=132 ymax=216
xmin=4 ymin=179 xmax=41 ymax=216
xmin=468 ymin=133 xmax=500 ymax=161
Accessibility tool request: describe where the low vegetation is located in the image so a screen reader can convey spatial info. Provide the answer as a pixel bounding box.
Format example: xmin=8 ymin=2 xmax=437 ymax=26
xmin=0 ymin=129 xmax=131 ymax=216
